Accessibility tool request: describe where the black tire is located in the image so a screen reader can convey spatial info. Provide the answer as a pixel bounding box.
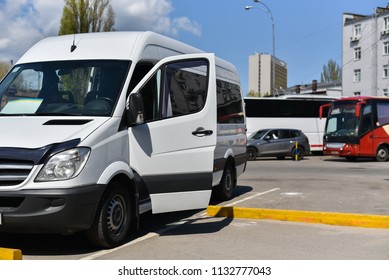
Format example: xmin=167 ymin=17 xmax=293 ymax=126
xmin=376 ymin=146 xmax=389 ymax=162
xmin=291 ymin=146 xmax=304 ymax=160
xmin=87 ymin=181 xmax=132 ymax=248
xmin=247 ymin=147 xmax=257 ymax=161
xmin=346 ymin=156 xmax=357 ymax=162
xmin=214 ymin=164 xmax=236 ymax=201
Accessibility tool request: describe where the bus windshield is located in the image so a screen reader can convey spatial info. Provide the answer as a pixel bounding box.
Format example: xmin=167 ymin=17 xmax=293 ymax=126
xmin=325 ymin=101 xmax=359 ymax=137
xmin=0 ymin=60 xmax=130 ymax=117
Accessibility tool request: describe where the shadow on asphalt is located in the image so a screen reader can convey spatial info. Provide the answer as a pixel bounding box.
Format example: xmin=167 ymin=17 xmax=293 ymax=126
xmin=0 ymin=185 xmax=252 ymax=257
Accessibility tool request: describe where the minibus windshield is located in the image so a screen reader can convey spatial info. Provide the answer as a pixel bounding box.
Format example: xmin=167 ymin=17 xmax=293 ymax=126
xmin=0 ymin=60 xmax=129 ymax=117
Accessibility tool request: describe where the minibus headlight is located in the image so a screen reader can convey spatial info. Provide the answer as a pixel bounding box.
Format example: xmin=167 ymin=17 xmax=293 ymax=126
xmin=36 ymin=148 xmax=91 ymax=182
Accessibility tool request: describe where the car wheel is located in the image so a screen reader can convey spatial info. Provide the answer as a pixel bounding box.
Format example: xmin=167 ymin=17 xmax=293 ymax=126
xmin=376 ymin=146 xmax=389 ymax=162
xmin=214 ymin=164 xmax=236 ymax=201
xmin=87 ymin=181 xmax=132 ymax=248
xmin=247 ymin=147 xmax=257 ymax=161
xmin=291 ymin=146 xmax=304 ymax=160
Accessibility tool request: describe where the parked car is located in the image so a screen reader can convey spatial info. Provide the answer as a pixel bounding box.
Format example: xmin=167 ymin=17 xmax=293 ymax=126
xmin=247 ymin=128 xmax=310 ymax=160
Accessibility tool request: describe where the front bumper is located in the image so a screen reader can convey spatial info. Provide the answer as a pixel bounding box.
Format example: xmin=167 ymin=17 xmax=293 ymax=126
xmin=323 ymin=143 xmax=359 ymax=157
xmin=0 ymin=184 xmax=106 ymax=234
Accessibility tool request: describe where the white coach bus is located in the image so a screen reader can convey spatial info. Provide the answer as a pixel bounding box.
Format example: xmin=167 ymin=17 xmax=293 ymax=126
xmin=245 ymin=95 xmax=335 ymax=152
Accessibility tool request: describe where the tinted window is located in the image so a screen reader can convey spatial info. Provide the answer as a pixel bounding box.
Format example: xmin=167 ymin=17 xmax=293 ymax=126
xmin=136 ymin=59 xmax=209 ymax=122
xmin=165 ymin=60 xmax=208 ymax=117
xmin=217 ymin=80 xmax=244 ymax=123
xmin=278 ymin=130 xmax=291 ymax=139
xmin=245 ymin=98 xmax=332 ymax=118
xmin=291 ymin=130 xmax=301 ymax=137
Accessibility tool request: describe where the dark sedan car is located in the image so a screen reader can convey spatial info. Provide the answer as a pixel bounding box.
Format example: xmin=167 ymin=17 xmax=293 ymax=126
xmin=247 ymin=128 xmax=310 ymax=160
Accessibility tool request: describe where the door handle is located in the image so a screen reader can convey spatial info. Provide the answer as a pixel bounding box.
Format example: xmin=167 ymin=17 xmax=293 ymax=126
xmin=192 ymin=127 xmax=213 ymax=137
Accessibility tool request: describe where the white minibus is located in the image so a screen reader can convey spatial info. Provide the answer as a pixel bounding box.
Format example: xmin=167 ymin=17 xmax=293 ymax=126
xmin=0 ymin=31 xmax=246 ymax=247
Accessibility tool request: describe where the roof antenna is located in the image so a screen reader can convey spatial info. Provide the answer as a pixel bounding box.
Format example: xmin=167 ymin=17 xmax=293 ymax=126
xmin=70 ymin=34 xmax=77 ymax=52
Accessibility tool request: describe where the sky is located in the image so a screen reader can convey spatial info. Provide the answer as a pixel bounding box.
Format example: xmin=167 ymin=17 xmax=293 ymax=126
xmin=0 ymin=0 xmax=387 ymax=95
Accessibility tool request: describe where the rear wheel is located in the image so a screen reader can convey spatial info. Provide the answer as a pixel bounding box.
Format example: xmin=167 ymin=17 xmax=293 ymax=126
xmin=87 ymin=181 xmax=132 ymax=248
xmin=376 ymin=146 xmax=389 ymax=162
xmin=214 ymin=164 xmax=236 ymax=201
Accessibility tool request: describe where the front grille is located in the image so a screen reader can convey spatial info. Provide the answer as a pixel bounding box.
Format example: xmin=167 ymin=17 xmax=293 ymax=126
xmin=0 ymin=160 xmax=34 ymax=186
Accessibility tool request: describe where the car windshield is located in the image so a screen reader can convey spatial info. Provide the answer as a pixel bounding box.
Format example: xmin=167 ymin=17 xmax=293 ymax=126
xmin=249 ymin=129 xmax=268 ymax=140
xmin=325 ymin=101 xmax=359 ymax=137
xmin=0 ymin=60 xmax=130 ymax=117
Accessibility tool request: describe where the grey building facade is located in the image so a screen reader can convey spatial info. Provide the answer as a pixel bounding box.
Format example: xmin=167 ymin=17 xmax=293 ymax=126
xmin=343 ymin=6 xmax=389 ymax=96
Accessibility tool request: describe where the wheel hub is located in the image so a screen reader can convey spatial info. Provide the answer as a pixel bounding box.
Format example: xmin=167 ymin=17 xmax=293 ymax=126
xmin=107 ymin=195 xmax=125 ymax=233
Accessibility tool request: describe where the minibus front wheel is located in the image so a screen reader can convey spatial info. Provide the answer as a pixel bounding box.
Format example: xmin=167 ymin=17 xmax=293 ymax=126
xmin=87 ymin=180 xmax=132 ymax=248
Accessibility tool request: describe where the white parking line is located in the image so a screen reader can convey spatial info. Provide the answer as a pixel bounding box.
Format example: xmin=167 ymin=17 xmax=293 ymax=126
xmin=224 ymin=188 xmax=280 ymax=207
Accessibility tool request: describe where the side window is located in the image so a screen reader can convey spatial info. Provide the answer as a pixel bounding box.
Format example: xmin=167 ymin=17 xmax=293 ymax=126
xmin=376 ymin=102 xmax=389 ymax=126
xmin=163 ymin=59 xmax=208 ymax=118
xmin=217 ymin=80 xmax=244 ymax=123
xmin=291 ymin=130 xmax=301 ymax=137
xmin=278 ymin=130 xmax=291 ymax=139
xmin=269 ymin=130 xmax=279 ymax=139
xmin=135 ymin=59 xmax=209 ymax=122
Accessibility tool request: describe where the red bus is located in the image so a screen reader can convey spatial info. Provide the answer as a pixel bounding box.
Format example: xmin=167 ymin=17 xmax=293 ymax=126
xmin=321 ymin=96 xmax=389 ymax=161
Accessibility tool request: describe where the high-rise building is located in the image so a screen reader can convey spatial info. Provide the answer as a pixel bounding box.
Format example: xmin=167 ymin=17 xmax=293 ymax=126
xmin=248 ymin=53 xmax=287 ymax=96
xmin=342 ymin=5 xmax=389 ymax=96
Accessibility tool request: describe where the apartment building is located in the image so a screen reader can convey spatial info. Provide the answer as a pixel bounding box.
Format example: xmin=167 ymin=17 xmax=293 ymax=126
xmin=248 ymin=53 xmax=287 ymax=96
xmin=343 ymin=6 xmax=389 ymax=96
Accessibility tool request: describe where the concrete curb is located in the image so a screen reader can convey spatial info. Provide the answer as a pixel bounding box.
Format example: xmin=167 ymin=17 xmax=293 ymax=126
xmin=0 ymin=248 xmax=22 ymax=260
xmin=207 ymin=206 xmax=389 ymax=229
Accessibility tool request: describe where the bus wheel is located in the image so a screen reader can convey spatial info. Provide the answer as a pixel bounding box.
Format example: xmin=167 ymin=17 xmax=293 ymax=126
xmin=247 ymin=147 xmax=257 ymax=161
xmin=214 ymin=164 xmax=236 ymax=201
xmin=87 ymin=181 xmax=132 ymax=248
xmin=291 ymin=146 xmax=304 ymax=160
xmin=376 ymin=146 xmax=389 ymax=162
xmin=346 ymin=156 xmax=357 ymax=162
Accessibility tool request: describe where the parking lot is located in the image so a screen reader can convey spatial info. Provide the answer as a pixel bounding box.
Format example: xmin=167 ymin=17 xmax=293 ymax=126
xmin=2 ymin=155 xmax=389 ymax=259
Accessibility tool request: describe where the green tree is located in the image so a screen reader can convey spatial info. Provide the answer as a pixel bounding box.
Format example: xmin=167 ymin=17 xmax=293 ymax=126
xmin=320 ymin=59 xmax=341 ymax=82
xmin=58 ymin=0 xmax=115 ymax=103
xmin=0 ymin=61 xmax=11 ymax=80
xmin=247 ymin=90 xmax=260 ymax=97
xmin=58 ymin=0 xmax=115 ymax=35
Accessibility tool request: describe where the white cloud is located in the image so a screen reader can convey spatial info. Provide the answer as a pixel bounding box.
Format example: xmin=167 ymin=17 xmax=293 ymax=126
xmin=113 ymin=0 xmax=201 ymax=36
xmin=0 ymin=0 xmax=63 ymax=61
xmin=0 ymin=0 xmax=202 ymax=62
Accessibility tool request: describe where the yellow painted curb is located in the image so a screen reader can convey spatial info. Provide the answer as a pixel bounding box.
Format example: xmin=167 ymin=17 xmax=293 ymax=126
xmin=0 ymin=248 xmax=22 ymax=260
xmin=207 ymin=206 xmax=389 ymax=229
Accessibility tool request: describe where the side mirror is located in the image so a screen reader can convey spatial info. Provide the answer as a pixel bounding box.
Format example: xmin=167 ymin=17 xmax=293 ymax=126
xmin=319 ymin=103 xmax=331 ymax=119
xmin=126 ymin=92 xmax=144 ymax=126
xmin=355 ymin=101 xmax=365 ymax=118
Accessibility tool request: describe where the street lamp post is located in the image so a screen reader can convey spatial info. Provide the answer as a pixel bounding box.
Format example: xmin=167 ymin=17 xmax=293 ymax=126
xmin=245 ymin=0 xmax=276 ymax=96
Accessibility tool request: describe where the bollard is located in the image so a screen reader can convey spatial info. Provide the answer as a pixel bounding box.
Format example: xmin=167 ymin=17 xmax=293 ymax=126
xmin=295 ymin=141 xmax=298 ymax=161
